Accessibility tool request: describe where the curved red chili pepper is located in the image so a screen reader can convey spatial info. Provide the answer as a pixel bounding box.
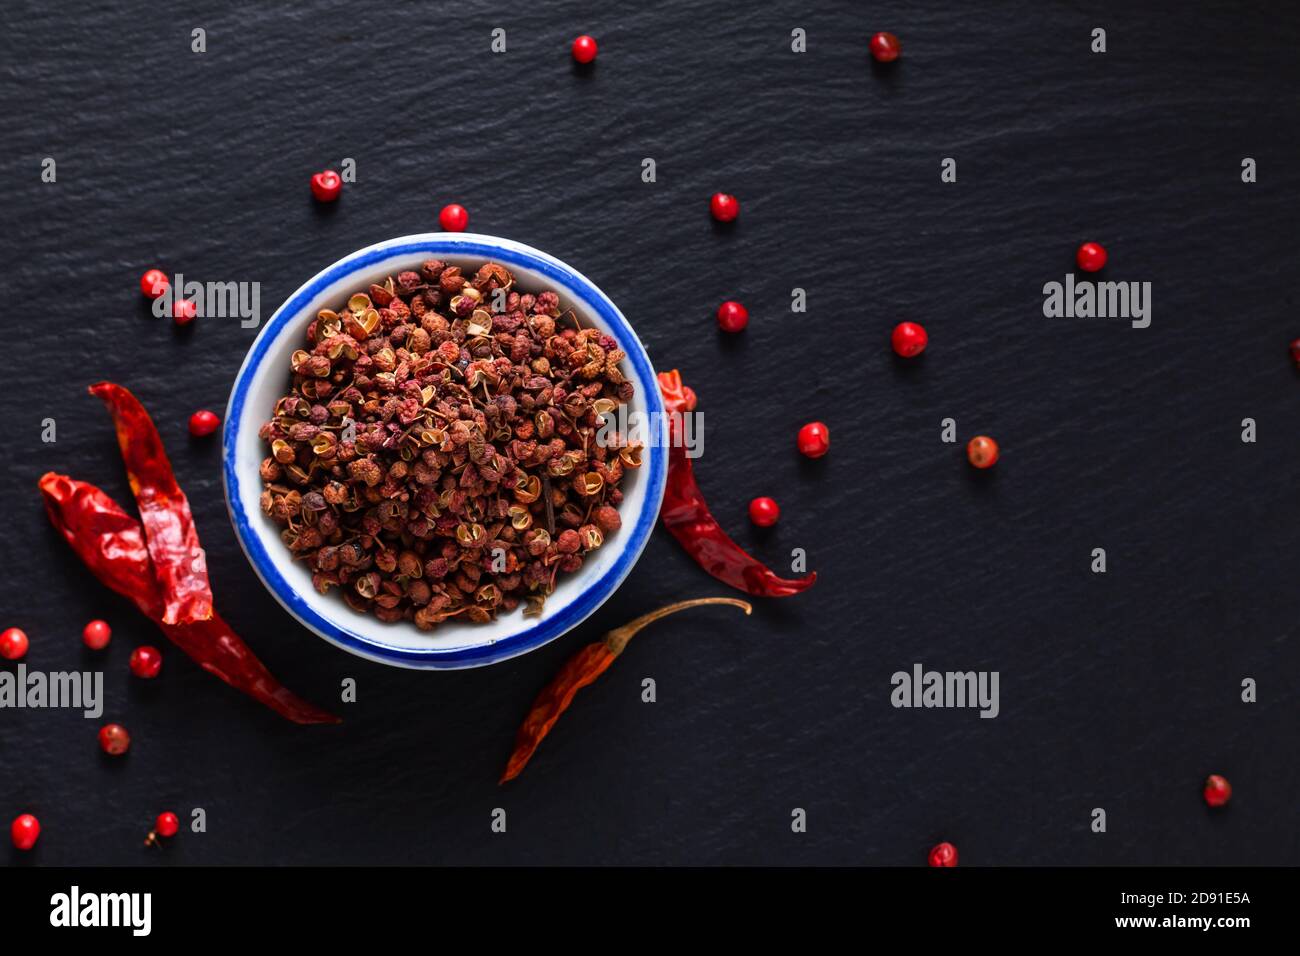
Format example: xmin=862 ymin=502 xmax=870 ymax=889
xmin=656 ymin=370 xmax=816 ymax=597
xmin=500 ymin=642 xmax=615 ymax=783
xmin=500 ymin=597 xmax=751 ymax=783
xmin=40 ymin=472 xmax=339 ymax=725
xmin=89 ymin=382 xmax=213 ymax=624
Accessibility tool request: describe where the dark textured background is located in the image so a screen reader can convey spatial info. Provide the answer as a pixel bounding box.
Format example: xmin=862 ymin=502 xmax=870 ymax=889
xmin=2 ymin=1 xmax=1298 ymax=866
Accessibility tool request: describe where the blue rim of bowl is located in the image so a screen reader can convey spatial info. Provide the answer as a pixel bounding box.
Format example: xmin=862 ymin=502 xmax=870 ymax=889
xmin=222 ymin=235 xmax=667 ymax=669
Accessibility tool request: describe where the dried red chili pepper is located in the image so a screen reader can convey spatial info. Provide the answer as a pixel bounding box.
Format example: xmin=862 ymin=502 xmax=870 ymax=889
xmin=500 ymin=597 xmax=751 ymax=783
xmin=39 ymin=472 xmax=339 ymax=725
xmin=89 ymin=382 xmax=213 ymax=624
xmin=657 ymin=370 xmax=817 ymax=597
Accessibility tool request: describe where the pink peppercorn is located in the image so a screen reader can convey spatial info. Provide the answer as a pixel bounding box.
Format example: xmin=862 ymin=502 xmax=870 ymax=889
xmin=140 ymin=269 xmax=169 ymax=299
xmin=83 ymin=620 xmax=112 ymax=650
xmin=189 ymin=409 xmax=221 ymax=437
xmin=1203 ymin=774 xmax=1232 ymax=808
xmin=439 ymin=204 xmax=469 ymax=231
xmin=129 ymin=645 xmax=163 ymax=679
xmin=869 ymin=32 xmax=901 ymax=63
xmin=1076 ymin=242 xmax=1107 ymax=272
xmin=891 ymin=321 xmax=927 ymax=357
xmin=145 ymin=810 xmax=180 ymax=847
xmin=710 ymin=193 xmax=740 ymax=222
xmin=748 ymin=497 xmax=780 ymax=527
xmin=98 ymin=723 xmax=131 ymax=756
xmin=716 ymin=301 xmax=749 ymax=333
xmin=0 ymin=627 xmax=28 ymax=661
xmin=967 ymin=436 xmax=999 ymax=469
xmin=797 ymin=422 xmax=830 ymax=459
xmin=172 ymin=299 xmax=197 ymax=325
xmin=11 ymin=814 xmax=39 ymax=851
xmin=572 ymin=35 xmax=598 ymax=64
xmin=928 ymin=842 xmax=958 ymax=867
xmin=310 ymin=170 xmax=342 ymax=202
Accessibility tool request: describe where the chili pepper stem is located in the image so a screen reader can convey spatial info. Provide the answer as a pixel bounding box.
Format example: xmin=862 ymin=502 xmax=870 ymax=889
xmin=604 ymin=597 xmax=751 ymax=656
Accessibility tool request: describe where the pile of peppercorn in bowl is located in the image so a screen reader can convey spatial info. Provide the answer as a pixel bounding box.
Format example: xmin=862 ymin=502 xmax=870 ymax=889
xmin=223 ymin=235 xmax=667 ymax=669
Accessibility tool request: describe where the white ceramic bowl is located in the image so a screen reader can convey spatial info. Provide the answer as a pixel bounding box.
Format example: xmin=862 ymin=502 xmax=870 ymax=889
xmin=223 ymin=234 xmax=667 ymax=669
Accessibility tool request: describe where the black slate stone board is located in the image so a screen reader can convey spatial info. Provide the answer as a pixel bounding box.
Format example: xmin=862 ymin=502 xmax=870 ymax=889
xmin=1 ymin=1 xmax=1298 ymax=866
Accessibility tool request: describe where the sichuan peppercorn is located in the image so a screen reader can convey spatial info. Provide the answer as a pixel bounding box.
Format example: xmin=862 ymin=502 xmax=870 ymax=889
xmin=258 ymin=262 xmax=635 ymax=631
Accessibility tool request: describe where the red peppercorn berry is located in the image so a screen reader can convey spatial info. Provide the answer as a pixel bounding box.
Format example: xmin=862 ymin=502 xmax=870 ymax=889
xmin=98 ymin=723 xmax=131 ymax=756
xmin=11 ymin=814 xmax=40 ymax=851
xmin=891 ymin=321 xmax=928 ymax=358
xmin=189 ymin=409 xmax=221 ymax=437
xmin=439 ymin=203 xmax=469 ymax=232
xmin=140 ymin=268 xmax=169 ymax=299
xmin=572 ymin=35 xmax=598 ymax=64
xmin=0 ymin=627 xmax=28 ymax=661
xmin=310 ymin=170 xmax=342 ymax=202
xmin=928 ymin=842 xmax=958 ymax=867
xmin=967 ymin=435 xmax=999 ymax=469
xmin=1290 ymin=338 xmax=1300 ymax=367
xmin=710 ymin=192 xmax=740 ymax=222
xmin=716 ymin=300 xmax=749 ymax=333
xmin=1076 ymin=241 xmax=1107 ymax=272
xmin=797 ymin=421 xmax=831 ymax=459
xmin=172 ymin=298 xmax=197 ymax=325
xmin=129 ymin=645 xmax=163 ymax=679
xmin=145 ymin=811 xmax=181 ymax=847
xmin=1203 ymin=774 xmax=1232 ymax=808
xmin=748 ymin=497 xmax=780 ymax=527
xmin=869 ymin=32 xmax=901 ymax=63
xmin=83 ymin=619 xmax=112 ymax=650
